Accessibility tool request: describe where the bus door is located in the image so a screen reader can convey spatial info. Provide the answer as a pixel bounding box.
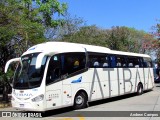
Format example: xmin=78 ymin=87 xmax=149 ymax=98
xmin=45 ymin=55 xmax=62 ymax=109
xmin=60 ymin=54 xmax=72 ymax=106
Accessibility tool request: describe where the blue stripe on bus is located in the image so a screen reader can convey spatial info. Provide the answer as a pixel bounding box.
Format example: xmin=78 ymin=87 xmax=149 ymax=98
xmin=71 ymin=76 xmax=82 ymax=83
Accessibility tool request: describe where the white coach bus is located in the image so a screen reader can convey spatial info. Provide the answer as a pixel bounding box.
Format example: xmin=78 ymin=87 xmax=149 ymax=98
xmin=5 ymin=42 xmax=154 ymax=111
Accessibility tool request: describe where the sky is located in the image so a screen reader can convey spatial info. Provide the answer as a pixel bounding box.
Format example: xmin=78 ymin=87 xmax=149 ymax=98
xmin=60 ymin=0 xmax=160 ymax=32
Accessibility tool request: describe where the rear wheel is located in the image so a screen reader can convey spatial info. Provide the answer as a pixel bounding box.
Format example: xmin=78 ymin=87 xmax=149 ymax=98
xmin=73 ymin=92 xmax=87 ymax=109
xmin=137 ymin=84 xmax=143 ymax=95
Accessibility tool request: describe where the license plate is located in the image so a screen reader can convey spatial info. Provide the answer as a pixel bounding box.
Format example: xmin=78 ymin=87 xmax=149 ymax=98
xmin=20 ymin=104 xmax=24 ymax=107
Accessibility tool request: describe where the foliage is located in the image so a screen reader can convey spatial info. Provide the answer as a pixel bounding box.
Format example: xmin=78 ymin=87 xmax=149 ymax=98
xmin=150 ymin=23 xmax=160 ymax=63
xmin=61 ymin=25 xmax=152 ymax=54
xmin=33 ymin=0 xmax=67 ymax=27
xmin=0 ymin=0 xmax=68 ymax=70
xmin=52 ymin=13 xmax=85 ymax=40
xmin=0 ymin=0 xmax=68 ymax=102
xmin=61 ymin=25 xmax=106 ymax=46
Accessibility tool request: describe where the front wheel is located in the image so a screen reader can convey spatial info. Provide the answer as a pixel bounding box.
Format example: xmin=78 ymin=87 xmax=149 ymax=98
xmin=73 ymin=92 xmax=87 ymax=109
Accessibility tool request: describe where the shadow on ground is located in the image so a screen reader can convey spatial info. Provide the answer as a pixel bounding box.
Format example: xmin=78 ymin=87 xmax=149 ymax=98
xmin=155 ymin=83 xmax=160 ymax=87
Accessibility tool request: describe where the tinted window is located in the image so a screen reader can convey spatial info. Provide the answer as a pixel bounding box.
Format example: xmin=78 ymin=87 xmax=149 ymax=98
xmin=116 ymin=55 xmax=127 ymax=68
xmin=143 ymin=57 xmax=152 ymax=68
xmin=61 ymin=52 xmax=86 ymax=76
xmin=13 ymin=53 xmax=48 ymax=89
xmin=46 ymin=52 xmax=86 ymax=85
xmin=127 ymin=57 xmax=141 ymax=68
xmin=46 ymin=55 xmax=61 ymax=85
xmin=88 ymin=53 xmax=109 ymax=68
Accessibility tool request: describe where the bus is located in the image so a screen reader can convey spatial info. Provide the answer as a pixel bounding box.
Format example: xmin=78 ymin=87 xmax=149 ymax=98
xmin=5 ymin=42 xmax=154 ymax=111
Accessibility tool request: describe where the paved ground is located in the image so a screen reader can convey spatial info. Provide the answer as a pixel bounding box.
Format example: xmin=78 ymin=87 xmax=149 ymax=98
xmin=1 ymin=84 xmax=160 ymax=120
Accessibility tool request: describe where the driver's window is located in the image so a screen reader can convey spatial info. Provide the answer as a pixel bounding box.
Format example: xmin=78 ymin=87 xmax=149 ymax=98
xmin=46 ymin=55 xmax=61 ymax=85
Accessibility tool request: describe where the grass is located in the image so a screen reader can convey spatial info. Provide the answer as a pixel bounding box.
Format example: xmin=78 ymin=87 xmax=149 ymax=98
xmin=0 ymin=94 xmax=12 ymax=108
xmin=0 ymin=102 xmax=11 ymax=108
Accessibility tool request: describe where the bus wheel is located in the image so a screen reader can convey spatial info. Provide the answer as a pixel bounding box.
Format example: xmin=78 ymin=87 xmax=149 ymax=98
xmin=137 ymin=84 xmax=143 ymax=95
xmin=73 ymin=92 xmax=87 ymax=109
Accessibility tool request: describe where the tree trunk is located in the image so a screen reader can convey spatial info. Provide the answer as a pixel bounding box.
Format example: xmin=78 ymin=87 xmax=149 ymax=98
xmin=2 ymin=85 xmax=9 ymax=103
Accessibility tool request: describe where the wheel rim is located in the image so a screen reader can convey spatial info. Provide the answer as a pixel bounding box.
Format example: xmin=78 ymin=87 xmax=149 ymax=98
xmin=75 ymin=95 xmax=84 ymax=105
xmin=138 ymin=85 xmax=143 ymax=94
xmin=139 ymin=87 xmax=142 ymax=93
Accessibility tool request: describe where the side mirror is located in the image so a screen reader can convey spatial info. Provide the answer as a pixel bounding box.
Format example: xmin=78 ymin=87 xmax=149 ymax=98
xmin=36 ymin=53 xmax=46 ymax=69
xmin=5 ymin=58 xmax=20 ymax=73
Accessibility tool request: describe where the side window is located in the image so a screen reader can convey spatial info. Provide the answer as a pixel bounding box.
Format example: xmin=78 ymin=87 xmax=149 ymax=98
xmin=143 ymin=57 xmax=152 ymax=68
xmin=61 ymin=52 xmax=86 ymax=76
xmin=46 ymin=55 xmax=61 ymax=85
xmin=116 ymin=55 xmax=127 ymax=68
xmin=88 ymin=53 xmax=109 ymax=68
xmin=127 ymin=57 xmax=141 ymax=68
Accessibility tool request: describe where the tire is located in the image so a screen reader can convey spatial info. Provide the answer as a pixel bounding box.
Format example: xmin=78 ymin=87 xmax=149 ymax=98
xmin=73 ymin=92 xmax=87 ymax=109
xmin=137 ymin=84 xmax=143 ymax=95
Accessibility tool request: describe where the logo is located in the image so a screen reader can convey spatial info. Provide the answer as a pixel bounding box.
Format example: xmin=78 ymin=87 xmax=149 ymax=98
xmin=71 ymin=76 xmax=82 ymax=83
xmin=13 ymin=92 xmax=32 ymax=97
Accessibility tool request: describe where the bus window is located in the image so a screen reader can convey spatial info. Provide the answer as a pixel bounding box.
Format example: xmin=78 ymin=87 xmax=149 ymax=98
xmin=143 ymin=57 xmax=153 ymax=68
xmin=127 ymin=57 xmax=141 ymax=68
xmin=116 ymin=55 xmax=127 ymax=68
xmin=61 ymin=52 xmax=86 ymax=76
xmin=88 ymin=53 xmax=109 ymax=68
xmin=46 ymin=55 xmax=61 ymax=85
xmin=102 ymin=57 xmax=109 ymax=68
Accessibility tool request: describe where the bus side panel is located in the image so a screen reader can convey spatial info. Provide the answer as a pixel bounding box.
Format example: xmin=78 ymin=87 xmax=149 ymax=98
xmin=88 ymin=68 xmax=114 ymax=100
xmin=62 ymin=85 xmax=72 ymax=106
xmin=95 ymin=68 xmax=110 ymax=99
xmin=138 ymin=68 xmax=147 ymax=91
xmin=143 ymin=68 xmax=149 ymax=90
xmin=62 ymin=72 xmax=90 ymax=104
xmin=45 ymin=82 xmax=62 ymax=109
xmin=130 ymin=68 xmax=144 ymax=93
xmin=149 ymin=68 xmax=154 ymax=89
xmin=117 ymin=68 xmax=125 ymax=95
xmin=143 ymin=68 xmax=154 ymax=90
xmin=101 ymin=81 xmax=110 ymax=98
xmin=145 ymin=68 xmax=154 ymax=90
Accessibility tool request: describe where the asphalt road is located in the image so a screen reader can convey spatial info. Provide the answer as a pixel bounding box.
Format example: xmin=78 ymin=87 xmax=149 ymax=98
xmin=1 ymin=84 xmax=160 ymax=120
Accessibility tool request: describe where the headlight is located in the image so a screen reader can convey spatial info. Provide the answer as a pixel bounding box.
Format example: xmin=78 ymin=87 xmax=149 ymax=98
xmin=32 ymin=94 xmax=44 ymax=102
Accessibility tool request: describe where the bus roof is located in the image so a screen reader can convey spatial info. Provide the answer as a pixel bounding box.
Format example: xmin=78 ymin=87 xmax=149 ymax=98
xmin=23 ymin=42 xmax=150 ymax=58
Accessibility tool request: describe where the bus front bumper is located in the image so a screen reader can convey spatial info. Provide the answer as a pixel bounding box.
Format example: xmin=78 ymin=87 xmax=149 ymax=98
xmin=11 ymin=100 xmax=45 ymax=112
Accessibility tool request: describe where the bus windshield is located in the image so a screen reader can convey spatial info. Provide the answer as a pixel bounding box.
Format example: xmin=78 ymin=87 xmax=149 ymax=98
xmin=13 ymin=53 xmax=48 ymax=89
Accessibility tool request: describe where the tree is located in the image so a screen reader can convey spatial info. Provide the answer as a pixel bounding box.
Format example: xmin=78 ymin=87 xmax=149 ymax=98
xmin=150 ymin=23 xmax=160 ymax=63
xmin=61 ymin=25 xmax=152 ymax=54
xmin=35 ymin=0 xmax=68 ymax=40
xmin=51 ymin=13 xmax=85 ymax=40
xmin=104 ymin=26 xmax=152 ymax=53
xmin=0 ymin=0 xmax=40 ymax=102
xmin=105 ymin=26 xmax=131 ymax=51
xmin=0 ymin=0 xmax=68 ymax=102
xmin=61 ymin=25 xmax=107 ymax=46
